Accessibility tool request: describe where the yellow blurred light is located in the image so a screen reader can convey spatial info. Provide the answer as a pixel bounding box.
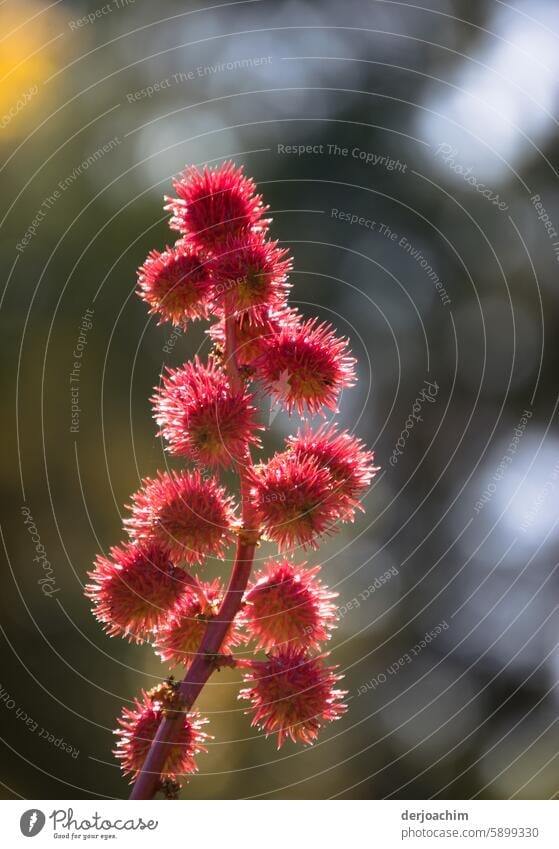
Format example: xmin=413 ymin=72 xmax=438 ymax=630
xmin=0 ymin=2 xmax=66 ymax=140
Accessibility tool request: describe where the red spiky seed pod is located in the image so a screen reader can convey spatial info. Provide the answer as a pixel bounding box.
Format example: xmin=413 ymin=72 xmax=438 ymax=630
xmin=152 ymin=355 xmax=262 ymax=468
xmin=287 ymin=424 xmax=379 ymax=521
xmin=165 ymin=161 xmax=269 ymax=250
xmin=257 ymin=317 xmax=356 ymax=415
xmin=137 ymin=240 xmax=212 ymax=327
xmin=124 ymin=469 xmax=236 ymax=565
xmin=153 ymin=579 xmax=242 ymax=668
xmin=86 ymin=542 xmax=187 ymax=643
xmin=249 ymin=452 xmax=338 ymax=550
xmin=243 ymin=558 xmax=338 ymax=652
xmin=115 ymin=683 xmax=209 ymax=781
xmin=239 ymin=647 xmax=347 ymax=748
xmin=210 ymin=233 xmax=292 ymax=318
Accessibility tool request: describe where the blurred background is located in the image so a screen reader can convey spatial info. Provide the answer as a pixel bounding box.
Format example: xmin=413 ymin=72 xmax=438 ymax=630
xmin=2 ymin=0 xmax=559 ymax=800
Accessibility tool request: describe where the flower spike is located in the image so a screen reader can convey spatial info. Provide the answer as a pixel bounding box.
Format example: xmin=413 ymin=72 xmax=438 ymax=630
xmin=124 ymin=469 xmax=236 ymax=565
xmin=152 ymin=355 xmax=262 ymax=468
xmin=239 ymin=647 xmax=347 ymax=748
xmin=86 ymin=542 xmax=187 ymax=643
xmin=115 ymin=683 xmax=209 ymax=781
xmin=249 ymin=452 xmax=339 ymax=550
xmin=165 ymin=161 xmax=269 ymax=250
xmin=210 ymin=233 xmax=292 ymax=318
xmin=287 ymin=424 xmax=379 ymax=520
xmin=88 ymin=160 xmax=376 ymax=798
xmin=243 ymin=558 xmax=338 ymax=652
xmin=257 ymin=317 xmax=356 ymax=415
xmin=137 ymin=240 xmax=212 ymax=327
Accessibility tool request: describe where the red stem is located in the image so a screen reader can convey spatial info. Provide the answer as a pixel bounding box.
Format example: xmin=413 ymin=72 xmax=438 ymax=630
xmin=129 ymin=538 xmax=256 ymax=800
xmin=129 ymin=309 xmax=258 ymax=800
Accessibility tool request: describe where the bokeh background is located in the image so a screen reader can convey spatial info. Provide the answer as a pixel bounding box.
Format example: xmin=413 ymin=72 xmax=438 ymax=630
xmin=2 ymin=0 xmax=559 ymax=800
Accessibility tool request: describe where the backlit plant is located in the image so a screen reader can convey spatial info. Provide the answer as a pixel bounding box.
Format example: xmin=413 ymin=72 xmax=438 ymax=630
xmin=87 ymin=161 xmax=378 ymax=799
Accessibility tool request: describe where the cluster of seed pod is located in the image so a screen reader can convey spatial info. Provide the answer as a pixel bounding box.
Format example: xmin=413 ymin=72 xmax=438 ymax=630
xmin=86 ymin=162 xmax=378 ymax=794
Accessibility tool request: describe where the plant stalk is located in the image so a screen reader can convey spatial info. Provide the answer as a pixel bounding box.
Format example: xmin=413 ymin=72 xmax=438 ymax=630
xmin=129 ymin=308 xmax=258 ymax=800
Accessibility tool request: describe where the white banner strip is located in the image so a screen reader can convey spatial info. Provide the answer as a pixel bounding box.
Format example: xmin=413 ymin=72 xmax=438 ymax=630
xmin=2 ymin=800 xmax=559 ymax=848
